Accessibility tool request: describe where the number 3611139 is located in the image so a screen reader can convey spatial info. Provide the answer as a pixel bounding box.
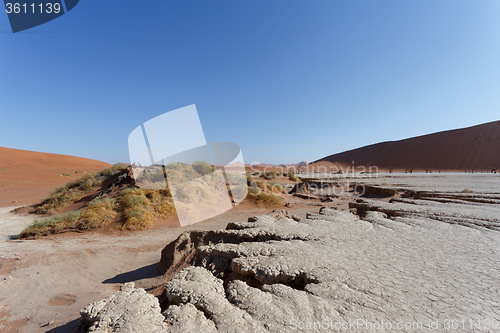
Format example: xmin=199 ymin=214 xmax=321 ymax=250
xmin=5 ymin=3 xmax=62 ymax=14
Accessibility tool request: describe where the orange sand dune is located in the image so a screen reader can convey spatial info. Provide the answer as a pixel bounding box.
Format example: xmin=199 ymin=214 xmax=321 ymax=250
xmin=311 ymin=120 xmax=500 ymax=173
xmin=0 ymin=147 xmax=111 ymax=207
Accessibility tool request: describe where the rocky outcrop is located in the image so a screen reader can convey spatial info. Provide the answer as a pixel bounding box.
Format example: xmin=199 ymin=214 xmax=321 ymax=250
xmin=78 ymin=282 xmax=168 ymax=333
xmin=350 ymin=197 xmax=500 ymax=231
xmin=352 ymin=183 xmax=397 ymax=197
xmin=163 ymin=303 xmax=218 ymax=333
xmin=158 ymin=210 xmax=306 ymax=279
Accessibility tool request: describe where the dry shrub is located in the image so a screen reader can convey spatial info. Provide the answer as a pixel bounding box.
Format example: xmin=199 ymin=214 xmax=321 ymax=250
xmin=154 ymin=198 xmax=176 ymax=219
xmin=289 ymin=172 xmax=302 ymax=183
xmin=250 ymin=180 xmax=286 ymax=194
xmin=262 ymin=170 xmax=282 ymax=180
xmin=225 ymin=170 xmax=246 ymax=185
xmin=192 ymin=161 xmax=212 ymax=176
xmin=121 ymin=188 xmax=152 ymax=207
xmin=173 ymin=179 xmax=213 ymax=204
xmin=143 ymin=188 xmax=172 ymax=203
xmin=246 ymin=175 xmax=257 ymax=182
xmin=19 ymin=169 xmax=177 ymax=237
xmin=119 ymin=188 xmax=175 ymax=229
xmin=247 ymin=187 xmax=284 ymax=207
xmin=19 ymin=198 xmax=119 ymax=238
xmin=163 ymin=163 xmax=201 ymax=184
xmin=230 ymin=184 xmax=249 ymax=202
xmin=143 ymin=188 xmax=176 ymax=219
xmin=78 ymin=198 xmax=117 ymax=230
xmin=141 ymin=168 xmax=166 ymax=184
xmin=122 ymin=206 xmax=156 ymax=230
xmin=266 ymin=181 xmax=287 ymax=194
xmin=120 ymin=188 xmax=153 ymax=230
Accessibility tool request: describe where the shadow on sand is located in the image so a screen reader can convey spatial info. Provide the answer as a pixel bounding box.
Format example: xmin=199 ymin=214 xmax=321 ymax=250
xmin=102 ymin=262 xmax=160 ymax=284
xmin=45 ymin=318 xmax=80 ymax=333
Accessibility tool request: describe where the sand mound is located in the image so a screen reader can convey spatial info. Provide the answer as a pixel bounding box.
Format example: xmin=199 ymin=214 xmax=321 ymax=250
xmin=311 ymin=120 xmax=500 ymax=173
xmin=0 ymin=147 xmax=111 ymax=207
xmin=15 ymin=162 xmax=294 ymax=239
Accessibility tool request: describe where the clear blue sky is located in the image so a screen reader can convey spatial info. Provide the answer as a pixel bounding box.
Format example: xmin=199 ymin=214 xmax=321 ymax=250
xmin=1 ymin=0 xmax=500 ymax=164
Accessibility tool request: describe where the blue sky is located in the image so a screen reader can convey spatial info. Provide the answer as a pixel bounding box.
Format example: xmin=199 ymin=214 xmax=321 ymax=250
xmin=1 ymin=0 xmax=500 ymax=164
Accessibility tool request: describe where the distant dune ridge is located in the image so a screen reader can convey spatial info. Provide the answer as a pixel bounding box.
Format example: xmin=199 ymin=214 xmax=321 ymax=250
xmin=312 ymin=120 xmax=500 ymax=173
xmin=0 ymin=147 xmax=111 ymax=207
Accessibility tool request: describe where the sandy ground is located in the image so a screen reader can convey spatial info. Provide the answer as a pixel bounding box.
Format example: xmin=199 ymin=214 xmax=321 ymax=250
xmin=0 ymin=202 xmax=324 ymax=333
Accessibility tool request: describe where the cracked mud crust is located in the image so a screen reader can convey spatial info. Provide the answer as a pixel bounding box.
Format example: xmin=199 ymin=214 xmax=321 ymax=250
xmin=79 ymin=184 xmax=500 ymax=333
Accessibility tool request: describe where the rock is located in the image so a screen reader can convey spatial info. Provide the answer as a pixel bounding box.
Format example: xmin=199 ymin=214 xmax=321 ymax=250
xmin=164 ymin=266 xmax=267 ymax=332
xmin=78 ymin=282 xmax=168 ymax=333
xmin=349 ymin=197 xmax=500 ymax=230
xmin=352 ymin=183 xmax=397 ymax=197
xmin=319 ymin=206 xmax=337 ymax=213
xmin=163 ymin=303 xmax=218 ymax=333
xmin=265 ymin=209 xmax=292 ymax=220
xmin=96 ymin=167 xmax=135 ymax=198
xmin=157 ymin=232 xmax=197 ymax=278
xmin=288 ymin=182 xmax=307 ymax=195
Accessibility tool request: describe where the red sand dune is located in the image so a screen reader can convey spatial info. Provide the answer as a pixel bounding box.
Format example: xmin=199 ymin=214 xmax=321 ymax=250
xmin=0 ymin=147 xmax=111 ymax=207
xmin=311 ymin=120 xmax=500 ymax=173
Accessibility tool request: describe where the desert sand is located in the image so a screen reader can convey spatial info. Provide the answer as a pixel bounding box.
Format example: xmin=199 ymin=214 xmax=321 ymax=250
xmin=310 ymin=120 xmax=500 ymax=173
xmin=0 ymin=147 xmax=111 ymax=208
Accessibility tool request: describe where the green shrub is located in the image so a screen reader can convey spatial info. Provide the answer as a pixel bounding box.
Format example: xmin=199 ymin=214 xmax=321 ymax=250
xmin=32 ymin=165 xmax=126 ymax=214
xmin=19 ymin=211 xmax=82 ymax=239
